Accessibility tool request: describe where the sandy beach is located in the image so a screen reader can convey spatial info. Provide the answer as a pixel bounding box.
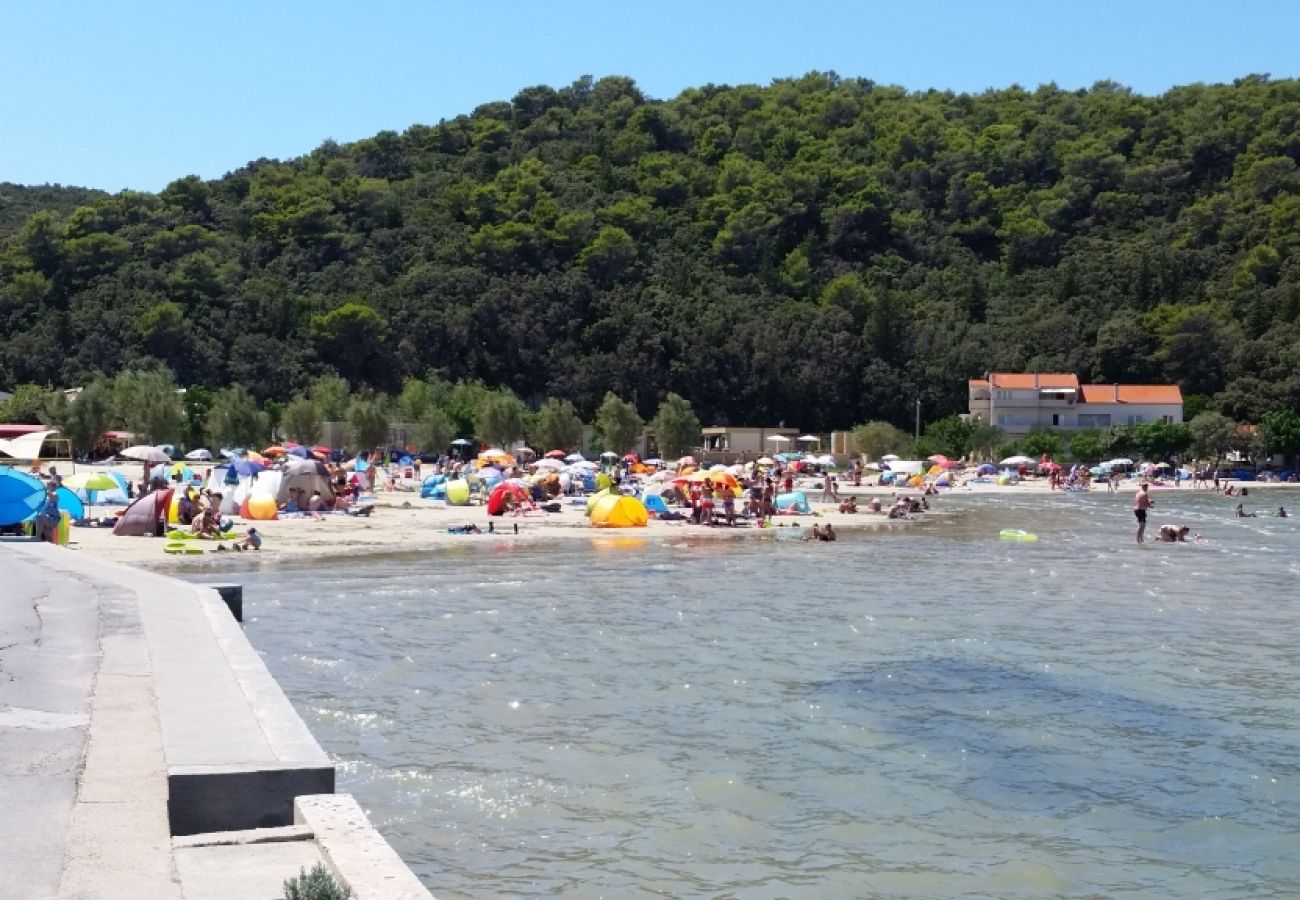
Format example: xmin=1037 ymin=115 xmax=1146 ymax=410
xmin=37 ymin=462 xmax=1297 ymax=569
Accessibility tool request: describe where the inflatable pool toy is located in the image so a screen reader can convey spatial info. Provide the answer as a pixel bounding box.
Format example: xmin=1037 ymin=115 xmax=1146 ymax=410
xmin=999 ymin=529 xmax=1038 ymax=542
xmin=167 ymin=530 xmax=239 ymax=541
xmin=162 ymin=541 xmax=204 ymax=555
xmin=246 ymin=493 xmax=278 ymax=520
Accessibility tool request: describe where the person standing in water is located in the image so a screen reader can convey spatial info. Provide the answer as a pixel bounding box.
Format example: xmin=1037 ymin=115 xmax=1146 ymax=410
xmin=1134 ymin=482 xmax=1153 ymax=543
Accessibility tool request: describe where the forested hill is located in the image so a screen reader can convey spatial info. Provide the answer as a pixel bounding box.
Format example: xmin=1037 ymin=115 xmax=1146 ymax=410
xmin=3 ymin=72 xmax=1300 ymax=431
xmin=0 ymin=183 xmax=106 ymax=236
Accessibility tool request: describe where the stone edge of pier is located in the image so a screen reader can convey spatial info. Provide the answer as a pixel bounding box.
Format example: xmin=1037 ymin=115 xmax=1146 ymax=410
xmin=4 ymin=542 xmax=432 ymax=900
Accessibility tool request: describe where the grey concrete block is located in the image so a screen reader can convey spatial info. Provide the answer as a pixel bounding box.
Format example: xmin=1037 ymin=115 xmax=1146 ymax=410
xmin=169 ymin=764 xmax=336 ymax=836
xmin=296 ymin=794 xmax=434 ymax=900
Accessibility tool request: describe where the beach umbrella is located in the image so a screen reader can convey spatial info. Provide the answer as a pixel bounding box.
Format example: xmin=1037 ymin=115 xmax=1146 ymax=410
xmin=1108 ymin=458 xmax=1134 ymax=466
xmin=977 ymin=463 xmax=996 ymax=475
xmin=545 ymin=449 xmax=567 ymax=459
xmin=121 ymin=445 xmax=170 ymax=463
xmin=63 ymin=471 xmax=119 ymax=493
xmin=766 ymin=434 xmax=791 ymax=444
xmin=757 ymin=456 xmax=775 ymax=465
xmin=262 ymin=445 xmax=287 ymax=457
xmin=881 ymin=454 xmax=900 ymax=462
xmin=220 ymin=448 xmax=242 ymax=460
xmin=477 ymin=465 xmax=503 ymax=481
xmin=568 ymin=460 xmax=598 ymax=471
xmin=600 ymin=451 xmax=619 ymax=459
xmin=451 ymin=438 xmax=474 ymax=446
xmin=1000 ymin=455 xmax=1035 ymax=466
xmin=797 ymin=434 xmax=820 ymax=443
xmin=927 ymin=454 xmax=949 ymax=463
xmin=676 ymin=455 xmax=697 ymax=467
xmin=622 ymin=453 xmax=639 ymax=463
xmin=565 ymin=452 xmax=587 ymax=462
xmin=233 ymin=458 xmax=266 ymax=477
xmin=185 ymin=448 xmax=214 ymax=461
xmin=534 ymin=458 xmax=565 ymax=471
xmin=286 ymin=445 xmax=309 ymax=459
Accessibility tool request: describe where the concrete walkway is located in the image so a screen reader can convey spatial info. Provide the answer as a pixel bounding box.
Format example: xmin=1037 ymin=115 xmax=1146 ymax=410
xmin=1 ymin=544 xmax=431 ymax=900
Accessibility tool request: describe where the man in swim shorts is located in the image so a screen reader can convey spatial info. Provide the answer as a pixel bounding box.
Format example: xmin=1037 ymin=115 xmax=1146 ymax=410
xmin=1134 ymin=482 xmax=1152 ymax=543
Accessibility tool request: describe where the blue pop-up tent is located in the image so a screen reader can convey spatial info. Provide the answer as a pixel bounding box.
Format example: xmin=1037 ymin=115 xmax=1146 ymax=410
xmin=643 ymin=493 xmax=670 ymax=515
xmin=775 ymin=491 xmax=811 ymax=514
xmin=420 ymin=474 xmax=447 ymax=499
xmin=0 ymin=467 xmax=46 ymax=526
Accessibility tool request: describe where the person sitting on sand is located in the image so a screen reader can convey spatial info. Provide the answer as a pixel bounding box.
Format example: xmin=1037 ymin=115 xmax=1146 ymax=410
xmin=867 ymin=496 xmax=882 ymax=514
xmin=1156 ymin=524 xmax=1190 ymax=542
xmin=1235 ymin=503 xmax=1256 ymax=518
xmin=838 ymin=496 xmax=858 ymax=514
xmin=308 ymin=490 xmax=326 ymax=521
xmin=232 ymin=527 xmax=262 ymax=551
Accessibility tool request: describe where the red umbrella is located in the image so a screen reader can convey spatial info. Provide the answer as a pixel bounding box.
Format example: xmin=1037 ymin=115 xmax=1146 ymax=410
xmin=545 ymin=449 xmax=567 ymax=459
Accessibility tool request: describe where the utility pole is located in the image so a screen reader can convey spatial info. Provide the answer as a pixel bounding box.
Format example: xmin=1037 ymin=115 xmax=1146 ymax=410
xmin=915 ymin=398 xmax=921 ymax=442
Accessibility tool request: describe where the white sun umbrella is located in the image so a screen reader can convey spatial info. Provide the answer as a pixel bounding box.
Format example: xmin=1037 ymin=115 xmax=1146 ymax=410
xmin=184 ymin=448 xmax=213 ymax=461
xmin=709 ymin=464 xmax=729 ymax=472
xmin=797 ymin=434 xmax=819 ymax=443
xmin=534 ymin=458 xmax=565 ymax=471
xmin=1108 ymin=458 xmax=1134 ymax=466
xmin=1000 ymin=455 xmax=1035 ymax=466
xmin=565 ymin=452 xmax=587 ymax=462
xmin=121 ymin=445 xmax=170 ymax=463
xmin=881 ymin=454 xmax=900 ymax=462
xmin=600 ymin=451 xmax=619 ymax=459
xmin=568 ymin=460 xmax=598 ymax=470
xmin=767 ymin=434 xmax=791 ymax=443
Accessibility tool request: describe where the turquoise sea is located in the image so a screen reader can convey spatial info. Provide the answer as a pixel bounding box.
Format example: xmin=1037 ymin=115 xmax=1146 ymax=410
xmin=193 ymin=489 xmax=1300 ymax=897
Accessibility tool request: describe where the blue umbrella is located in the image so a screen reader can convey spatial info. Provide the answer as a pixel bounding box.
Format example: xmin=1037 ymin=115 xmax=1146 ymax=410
xmin=234 ymin=459 xmax=266 ymax=477
xmin=286 ymin=445 xmax=309 ymax=459
xmin=0 ymin=467 xmax=46 ymax=527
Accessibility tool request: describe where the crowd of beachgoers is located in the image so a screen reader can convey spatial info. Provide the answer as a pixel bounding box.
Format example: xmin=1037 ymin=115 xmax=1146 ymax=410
xmin=6 ymin=442 xmax=1296 ymax=566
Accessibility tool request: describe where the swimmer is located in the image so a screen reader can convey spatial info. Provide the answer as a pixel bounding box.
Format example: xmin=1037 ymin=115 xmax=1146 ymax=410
xmin=1277 ymin=506 xmax=1288 ymax=518
xmin=1235 ymin=503 xmax=1256 ymax=518
xmin=1155 ymin=524 xmax=1190 ymax=542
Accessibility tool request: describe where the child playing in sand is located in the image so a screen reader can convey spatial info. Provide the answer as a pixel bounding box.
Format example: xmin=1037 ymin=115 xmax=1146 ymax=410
xmin=234 ymin=527 xmax=262 ymax=551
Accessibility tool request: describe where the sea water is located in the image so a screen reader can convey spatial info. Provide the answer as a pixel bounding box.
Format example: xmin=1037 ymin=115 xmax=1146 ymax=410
xmin=191 ymin=490 xmax=1300 ymax=897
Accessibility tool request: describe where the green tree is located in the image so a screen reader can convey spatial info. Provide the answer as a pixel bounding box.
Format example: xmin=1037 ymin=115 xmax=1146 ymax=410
xmin=412 ymin=406 xmax=453 ymax=455
xmin=1188 ymin=411 xmax=1237 ymax=461
xmin=0 ymin=384 xmax=57 ymax=425
xmin=650 ymin=392 xmax=700 ymax=458
xmin=49 ymin=378 xmax=114 ymax=455
xmin=1130 ymin=421 xmax=1192 ymax=462
xmin=594 ymin=392 xmax=643 ymax=454
xmin=310 ymin=375 xmax=352 ymax=421
xmin=206 ymin=385 xmax=269 ymax=449
xmin=1260 ymin=409 xmax=1300 ymax=459
xmin=850 ymin=420 xmax=911 ymax=461
xmin=112 ymin=368 xmax=184 ymax=445
xmin=310 ymin=302 xmax=389 ymax=385
xmin=183 ymin=384 xmax=214 ymax=449
xmin=1022 ymin=427 xmax=1062 ymax=459
xmin=281 ymin=398 xmax=323 ymax=444
xmin=922 ymin=415 xmax=975 ymax=459
xmin=444 ymin=380 xmax=492 ymax=440
xmin=347 ymin=398 xmax=390 ymax=451
xmin=477 ymin=389 xmax=528 ymax=447
xmin=1066 ymin=428 xmax=1103 ymax=463
xmin=530 ymin=397 xmax=585 ymax=451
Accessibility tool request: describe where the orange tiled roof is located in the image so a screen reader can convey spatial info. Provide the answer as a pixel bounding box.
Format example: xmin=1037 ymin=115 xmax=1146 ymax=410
xmin=1078 ymin=384 xmax=1183 ymax=404
xmin=968 ymin=373 xmax=1079 ymax=390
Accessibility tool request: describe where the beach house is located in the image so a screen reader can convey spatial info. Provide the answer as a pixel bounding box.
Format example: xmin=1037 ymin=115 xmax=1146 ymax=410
xmin=967 ymin=373 xmax=1183 ymax=436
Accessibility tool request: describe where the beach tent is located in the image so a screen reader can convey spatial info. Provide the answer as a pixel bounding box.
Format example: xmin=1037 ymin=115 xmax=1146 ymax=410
xmin=585 ymin=488 xmax=611 ymax=515
xmin=277 ymin=458 xmax=334 ymax=506
xmin=487 ymin=482 xmax=532 ymax=516
xmin=114 ymin=488 xmax=173 ymax=536
xmin=0 ymin=467 xmax=45 ymax=526
xmin=643 ymin=493 xmax=670 ymax=515
xmin=590 ymin=494 xmax=648 ymax=528
xmin=774 ymin=491 xmax=811 ymax=514
xmin=444 ymin=479 xmax=471 ymax=506
xmin=0 ymin=429 xmax=60 ymax=461
xmin=55 ymin=486 xmax=85 ymax=523
xmin=889 ymin=460 xmax=925 ymax=476
xmin=420 ymin=474 xmax=447 ymax=499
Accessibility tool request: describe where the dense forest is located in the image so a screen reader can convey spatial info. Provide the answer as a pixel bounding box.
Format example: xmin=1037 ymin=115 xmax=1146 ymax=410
xmin=3 ymin=72 xmax=1300 ymax=438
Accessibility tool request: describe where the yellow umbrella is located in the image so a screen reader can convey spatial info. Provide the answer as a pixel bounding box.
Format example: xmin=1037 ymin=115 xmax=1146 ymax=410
xmin=63 ymin=471 xmax=119 ymax=492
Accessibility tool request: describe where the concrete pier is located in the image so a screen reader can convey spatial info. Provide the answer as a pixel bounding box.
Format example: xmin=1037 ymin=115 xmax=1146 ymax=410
xmin=1 ymin=543 xmax=432 ymax=899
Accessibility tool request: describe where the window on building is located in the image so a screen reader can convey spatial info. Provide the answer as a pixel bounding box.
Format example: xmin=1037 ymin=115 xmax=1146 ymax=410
xmin=1077 ymin=414 xmax=1111 ymax=427
xmin=1052 ymin=414 xmax=1060 ymax=426
xmin=995 ymin=390 xmax=1012 ymax=401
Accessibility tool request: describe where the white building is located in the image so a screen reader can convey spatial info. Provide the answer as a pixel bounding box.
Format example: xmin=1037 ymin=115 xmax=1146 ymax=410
xmin=968 ymin=373 xmax=1183 ymax=436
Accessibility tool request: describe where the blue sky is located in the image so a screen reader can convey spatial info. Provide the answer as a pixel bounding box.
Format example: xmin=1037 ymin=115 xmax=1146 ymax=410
xmin=4 ymin=1 xmax=1299 ymax=192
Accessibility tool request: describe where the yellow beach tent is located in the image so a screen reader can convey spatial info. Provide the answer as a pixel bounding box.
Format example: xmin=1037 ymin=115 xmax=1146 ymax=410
xmin=590 ymin=494 xmax=648 ymax=528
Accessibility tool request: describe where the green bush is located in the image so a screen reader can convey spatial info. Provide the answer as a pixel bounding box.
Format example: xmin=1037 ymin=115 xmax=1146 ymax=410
xmin=283 ymin=863 xmax=350 ymax=900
